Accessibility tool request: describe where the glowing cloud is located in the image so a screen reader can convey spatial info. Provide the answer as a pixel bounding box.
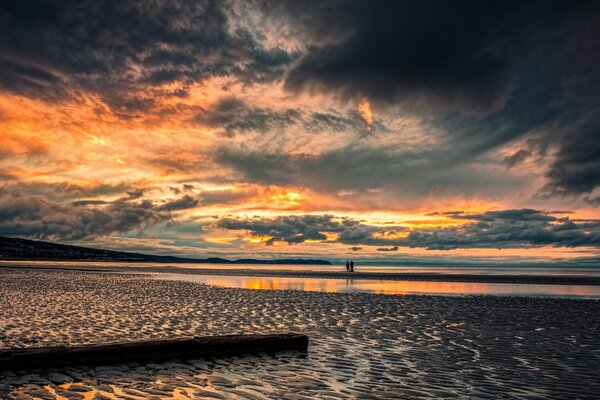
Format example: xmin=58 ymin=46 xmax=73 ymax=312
xmin=0 ymin=0 xmax=599 ymax=265
xmin=358 ymin=98 xmax=373 ymax=131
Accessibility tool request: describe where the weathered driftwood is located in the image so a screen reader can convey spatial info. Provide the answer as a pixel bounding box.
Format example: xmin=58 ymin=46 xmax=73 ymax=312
xmin=0 ymin=333 xmax=308 ymax=371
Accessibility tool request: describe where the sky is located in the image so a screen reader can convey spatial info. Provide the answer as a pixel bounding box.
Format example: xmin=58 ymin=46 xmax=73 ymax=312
xmin=0 ymin=0 xmax=599 ymax=265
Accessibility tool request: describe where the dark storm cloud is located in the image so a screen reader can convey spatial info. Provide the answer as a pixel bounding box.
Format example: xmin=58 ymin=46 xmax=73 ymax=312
xmin=399 ymin=215 xmax=600 ymax=250
xmin=218 ymin=215 xmax=333 ymax=245
xmin=1 ymin=181 xmax=134 ymax=204
xmin=215 ymin=146 xmax=411 ymax=190
xmin=198 ymin=189 xmax=254 ymax=206
xmin=0 ymin=0 xmax=296 ymax=109
xmin=496 ymin=110 xmax=600 ymax=201
xmin=502 ymin=150 xmax=531 ymax=169
xmin=442 ymin=209 xmax=557 ymax=223
xmin=260 ymin=0 xmax=600 ymax=197
xmin=302 ymin=112 xmax=356 ymax=133
xmin=217 ymin=210 xmax=600 ymax=250
xmin=214 ymin=145 xmax=516 ymax=196
xmin=192 ymin=97 xmax=362 ymax=137
xmin=376 ymin=246 xmax=398 ymax=252
xmin=0 ymin=194 xmax=171 ymax=240
xmin=0 ymin=58 xmax=66 ymax=102
xmin=3 ymin=0 xmax=599 ymax=199
xmin=272 ymin=0 xmax=559 ymax=114
xmin=193 ymin=98 xmax=301 ymax=137
xmin=232 ymin=30 xmax=301 ymax=84
xmin=125 ymin=189 xmax=149 ymax=199
xmin=157 ymin=195 xmax=199 ymax=212
xmin=217 ymin=214 xmax=381 ymax=245
xmin=542 ymin=111 xmax=600 ymax=198
xmin=70 ymin=199 xmax=110 ymax=206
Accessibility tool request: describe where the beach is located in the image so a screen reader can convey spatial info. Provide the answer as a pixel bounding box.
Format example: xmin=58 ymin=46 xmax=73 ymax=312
xmin=1 ymin=267 xmax=599 ymax=399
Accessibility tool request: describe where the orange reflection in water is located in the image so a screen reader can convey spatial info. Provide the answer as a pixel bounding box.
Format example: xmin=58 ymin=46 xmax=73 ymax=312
xmin=157 ymin=274 xmax=600 ymax=298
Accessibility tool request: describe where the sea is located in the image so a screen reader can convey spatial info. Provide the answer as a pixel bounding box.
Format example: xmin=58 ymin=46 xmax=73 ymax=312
xmin=2 ymin=261 xmax=600 ymax=299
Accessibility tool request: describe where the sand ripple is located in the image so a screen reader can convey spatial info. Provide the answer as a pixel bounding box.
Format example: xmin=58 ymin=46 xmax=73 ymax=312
xmin=0 ymin=268 xmax=599 ymax=399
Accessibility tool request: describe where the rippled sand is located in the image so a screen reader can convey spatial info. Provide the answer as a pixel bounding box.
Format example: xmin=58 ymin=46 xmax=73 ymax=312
xmin=1 ymin=268 xmax=599 ymax=399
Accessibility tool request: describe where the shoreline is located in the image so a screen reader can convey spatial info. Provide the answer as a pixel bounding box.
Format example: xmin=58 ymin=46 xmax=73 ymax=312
xmin=1 ymin=268 xmax=599 ymax=399
xmin=2 ymin=262 xmax=600 ymax=286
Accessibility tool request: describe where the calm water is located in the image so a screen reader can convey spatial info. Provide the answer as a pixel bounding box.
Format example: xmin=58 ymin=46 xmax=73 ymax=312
xmin=3 ymin=260 xmax=600 ymax=298
xmin=153 ymin=273 xmax=600 ymax=299
xmin=3 ymin=260 xmax=600 ymax=276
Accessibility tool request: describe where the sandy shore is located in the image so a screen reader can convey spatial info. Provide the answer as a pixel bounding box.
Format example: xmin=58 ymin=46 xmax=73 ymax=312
xmin=2 ymin=262 xmax=599 ymax=285
xmin=1 ymin=267 xmax=599 ymax=399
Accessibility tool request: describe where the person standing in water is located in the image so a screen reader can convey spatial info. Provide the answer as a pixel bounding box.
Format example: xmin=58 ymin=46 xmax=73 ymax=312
xmin=350 ymin=261 xmax=354 ymax=272
xmin=346 ymin=261 xmax=350 ymax=272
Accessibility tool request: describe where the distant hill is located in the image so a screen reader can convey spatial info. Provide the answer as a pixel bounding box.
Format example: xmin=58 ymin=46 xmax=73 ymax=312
xmin=0 ymin=237 xmax=332 ymax=265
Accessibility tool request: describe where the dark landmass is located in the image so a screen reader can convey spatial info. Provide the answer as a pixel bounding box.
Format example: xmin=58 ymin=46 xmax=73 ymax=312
xmin=0 ymin=237 xmax=331 ymax=265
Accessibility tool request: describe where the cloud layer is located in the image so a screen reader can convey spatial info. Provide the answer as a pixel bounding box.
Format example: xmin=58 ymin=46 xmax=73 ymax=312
xmin=0 ymin=0 xmax=295 ymax=111
xmin=0 ymin=194 xmax=171 ymax=240
xmin=218 ymin=210 xmax=600 ymax=250
xmin=0 ymin=0 xmax=598 ymax=263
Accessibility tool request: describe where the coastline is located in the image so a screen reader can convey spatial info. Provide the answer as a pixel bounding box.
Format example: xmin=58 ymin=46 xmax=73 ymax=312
xmin=2 ymin=262 xmax=600 ymax=286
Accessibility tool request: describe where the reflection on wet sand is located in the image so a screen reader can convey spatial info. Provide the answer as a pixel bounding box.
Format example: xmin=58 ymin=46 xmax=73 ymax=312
xmin=2 ymin=268 xmax=600 ymax=399
xmin=155 ymin=274 xmax=600 ymax=298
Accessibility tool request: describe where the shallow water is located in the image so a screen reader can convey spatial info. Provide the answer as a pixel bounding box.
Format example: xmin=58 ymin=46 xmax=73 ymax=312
xmin=1 ymin=268 xmax=599 ymax=399
xmin=153 ymin=273 xmax=600 ymax=298
xmin=4 ymin=260 xmax=600 ymax=276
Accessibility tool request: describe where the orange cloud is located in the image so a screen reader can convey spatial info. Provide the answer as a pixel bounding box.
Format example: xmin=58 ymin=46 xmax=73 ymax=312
xmin=358 ymin=98 xmax=373 ymax=130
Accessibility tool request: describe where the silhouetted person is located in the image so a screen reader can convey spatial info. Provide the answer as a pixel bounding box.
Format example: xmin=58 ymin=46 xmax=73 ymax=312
xmin=346 ymin=261 xmax=350 ymax=272
xmin=350 ymin=261 xmax=354 ymax=272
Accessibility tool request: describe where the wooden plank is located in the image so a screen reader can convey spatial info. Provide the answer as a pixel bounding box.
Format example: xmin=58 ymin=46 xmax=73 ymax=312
xmin=0 ymin=333 xmax=308 ymax=371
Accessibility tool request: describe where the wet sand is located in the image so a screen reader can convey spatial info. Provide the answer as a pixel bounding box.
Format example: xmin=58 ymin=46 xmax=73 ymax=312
xmin=2 ymin=262 xmax=600 ymax=285
xmin=1 ymin=267 xmax=599 ymax=399
xmin=152 ymin=272 xmax=600 ymax=298
xmin=133 ymin=267 xmax=600 ymax=285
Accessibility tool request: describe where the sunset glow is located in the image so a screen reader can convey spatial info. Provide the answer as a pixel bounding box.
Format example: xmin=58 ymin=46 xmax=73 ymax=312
xmin=358 ymin=98 xmax=373 ymax=131
xmin=0 ymin=0 xmax=598 ymax=266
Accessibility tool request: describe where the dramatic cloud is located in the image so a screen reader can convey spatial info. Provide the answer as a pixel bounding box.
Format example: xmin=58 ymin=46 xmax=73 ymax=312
xmin=262 ymin=0 xmax=600 ymax=196
xmin=215 ymin=146 xmax=414 ymax=191
xmin=0 ymin=194 xmax=171 ymax=240
xmin=197 ymin=189 xmax=254 ymax=206
xmin=157 ymin=195 xmax=199 ymax=212
xmin=400 ymin=211 xmax=600 ymax=250
xmin=217 ymin=215 xmax=360 ymax=245
xmin=272 ymin=1 xmax=561 ymax=114
xmin=214 ymin=145 xmax=520 ymax=198
xmin=0 ymin=0 xmax=598 ymax=262
xmin=377 ymin=246 xmax=399 ymax=252
xmin=192 ymin=96 xmax=365 ymax=138
xmin=543 ymin=112 xmax=600 ymax=198
xmin=440 ymin=209 xmax=558 ymax=223
xmin=193 ymin=97 xmax=301 ymax=137
xmin=502 ymin=150 xmax=531 ymax=169
xmin=0 ymin=0 xmax=295 ymax=110
xmin=218 ymin=210 xmax=600 ymax=250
